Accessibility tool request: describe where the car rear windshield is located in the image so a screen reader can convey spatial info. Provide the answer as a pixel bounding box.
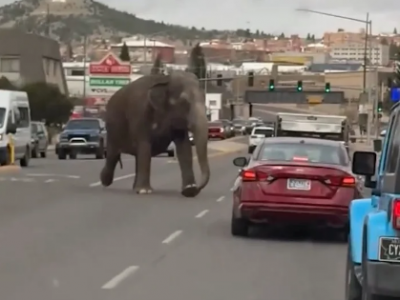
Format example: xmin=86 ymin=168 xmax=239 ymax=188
xmin=253 ymin=129 xmax=274 ymax=137
xmin=257 ymin=142 xmax=345 ymax=165
xmin=208 ymin=122 xmax=222 ymax=127
xmin=65 ymin=119 xmax=100 ymax=130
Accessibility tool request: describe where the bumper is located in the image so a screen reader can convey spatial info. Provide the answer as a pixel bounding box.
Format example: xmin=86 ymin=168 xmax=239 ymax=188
xmin=366 ymin=261 xmax=400 ymax=297
xmin=57 ymin=142 xmax=100 ymax=154
xmin=208 ymin=133 xmax=225 ymax=139
xmin=236 ymin=201 xmax=348 ymax=226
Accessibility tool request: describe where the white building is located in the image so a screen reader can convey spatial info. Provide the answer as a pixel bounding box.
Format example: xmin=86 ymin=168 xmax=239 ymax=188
xmin=329 ymin=42 xmax=389 ymax=66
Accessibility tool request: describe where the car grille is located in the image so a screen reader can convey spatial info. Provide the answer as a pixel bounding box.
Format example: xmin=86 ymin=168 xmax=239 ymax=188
xmin=68 ymin=134 xmax=90 ymax=141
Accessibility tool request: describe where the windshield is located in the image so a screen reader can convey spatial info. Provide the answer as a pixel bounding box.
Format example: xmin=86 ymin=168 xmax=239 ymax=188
xmin=257 ymin=142 xmax=344 ymax=165
xmin=253 ymin=129 xmax=274 ymax=137
xmin=208 ymin=122 xmax=222 ymax=127
xmin=65 ymin=119 xmax=100 ymax=130
xmin=0 ymin=108 xmax=5 ymax=128
xmin=31 ymin=123 xmax=38 ymax=134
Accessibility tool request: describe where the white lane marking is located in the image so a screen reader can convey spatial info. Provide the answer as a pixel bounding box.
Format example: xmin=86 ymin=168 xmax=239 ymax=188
xmin=27 ymin=173 xmax=80 ymax=179
xmin=216 ymin=196 xmax=225 ymax=202
xmin=45 ymin=179 xmax=55 ymax=183
xmin=89 ymin=173 xmax=135 ymax=187
xmin=195 ymin=209 xmax=209 ymax=218
xmin=101 ymin=265 xmax=139 ymax=289
xmin=162 ymin=230 xmax=183 ymax=244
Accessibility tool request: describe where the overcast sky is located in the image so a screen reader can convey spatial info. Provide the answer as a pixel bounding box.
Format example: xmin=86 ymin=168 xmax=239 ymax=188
xmin=2 ymin=0 xmax=399 ymax=36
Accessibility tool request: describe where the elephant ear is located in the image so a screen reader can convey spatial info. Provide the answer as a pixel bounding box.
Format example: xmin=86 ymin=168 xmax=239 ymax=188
xmin=148 ymin=75 xmax=170 ymax=111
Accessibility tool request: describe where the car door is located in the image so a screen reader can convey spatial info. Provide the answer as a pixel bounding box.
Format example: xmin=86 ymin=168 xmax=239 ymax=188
xmin=37 ymin=124 xmax=47 ymax=150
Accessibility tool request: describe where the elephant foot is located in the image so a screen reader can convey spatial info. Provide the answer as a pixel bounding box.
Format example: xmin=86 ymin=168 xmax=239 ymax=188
xmin=100 ymin=167 xmax=114 ymax=187
xmin=181 ymin=183 xmax=198 ymax=198
xmin=135 ymin=187 xmax=153 ymax=194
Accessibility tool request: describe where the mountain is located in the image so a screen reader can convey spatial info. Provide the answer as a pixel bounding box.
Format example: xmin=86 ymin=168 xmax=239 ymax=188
xmin=0 ymin=0 xmax=226 ymax=42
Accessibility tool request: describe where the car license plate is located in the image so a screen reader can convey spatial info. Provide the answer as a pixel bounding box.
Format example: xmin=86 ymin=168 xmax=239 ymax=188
xmin=379 ymin=237 xmax=400 ymax=262
xmin=287 ymin=179 xmax=311 ymax=191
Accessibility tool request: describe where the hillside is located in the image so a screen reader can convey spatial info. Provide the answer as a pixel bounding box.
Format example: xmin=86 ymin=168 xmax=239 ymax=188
xmin=0 ymin=0 xmax=226 ymax=42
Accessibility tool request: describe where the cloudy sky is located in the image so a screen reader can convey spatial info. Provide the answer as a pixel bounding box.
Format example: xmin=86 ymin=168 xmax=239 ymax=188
xmin=2 ymin=0 xmax=399 ymax=36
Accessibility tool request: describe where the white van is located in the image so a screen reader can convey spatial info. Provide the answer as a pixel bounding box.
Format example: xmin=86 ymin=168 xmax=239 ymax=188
xmin=0 ymin=90 xmax=31 ymax=167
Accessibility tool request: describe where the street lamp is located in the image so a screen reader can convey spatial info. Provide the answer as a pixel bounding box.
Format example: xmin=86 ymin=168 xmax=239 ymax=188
xmin=296 ymin=9 xmax=372 ymax=92
xmin=296 ymin=8 xmax=374 ymax=143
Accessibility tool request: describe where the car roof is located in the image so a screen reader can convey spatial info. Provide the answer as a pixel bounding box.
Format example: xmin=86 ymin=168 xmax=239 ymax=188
xmin=262 ymin=136 xmax=341 ymax=146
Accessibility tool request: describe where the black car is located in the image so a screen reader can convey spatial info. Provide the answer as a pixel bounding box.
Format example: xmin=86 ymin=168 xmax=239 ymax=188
xmin=56 ymin=118 xmax=107 ymax=159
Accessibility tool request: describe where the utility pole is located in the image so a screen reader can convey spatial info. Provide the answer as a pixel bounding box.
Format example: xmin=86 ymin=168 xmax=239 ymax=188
xmin=82 ymin=35 xmax=87 ymax=116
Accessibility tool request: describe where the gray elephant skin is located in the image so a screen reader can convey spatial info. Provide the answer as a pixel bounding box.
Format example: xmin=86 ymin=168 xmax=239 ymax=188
xmin=100 ymin=72 xmax=210 ymax=197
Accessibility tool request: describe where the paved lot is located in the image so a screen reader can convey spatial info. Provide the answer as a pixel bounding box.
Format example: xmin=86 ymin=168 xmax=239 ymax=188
xmin=0 ymin=142 xmax=348 ymax=300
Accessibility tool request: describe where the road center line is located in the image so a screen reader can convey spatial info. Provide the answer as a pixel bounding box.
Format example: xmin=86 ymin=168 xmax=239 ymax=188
xmin=162 ymin=230 xmax=183 ymax=244
xmin=195 ymin=209 xmax=209 ymax=218
xmin=216 ymin=196 xmax=225 ymax=202
xmin=89 ymin=173 xmax=135 ymax=187
xmin=101 ymin=265 xmax=139 ymax=289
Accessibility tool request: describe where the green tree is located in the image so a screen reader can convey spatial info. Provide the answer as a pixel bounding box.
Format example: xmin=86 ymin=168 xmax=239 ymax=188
xmin=188 ymin=43 xmax=206 ymax=80
xmin=21 ymin=82 xmax=73 ymax=126
xmin=394 ymin=27 xmax=398 ymax=34
xmin=119 ymin=42 xmax=130 ymax=62
xmin=306 ymin=33 xmax=311 ymax=40
xmin=0 ymin=76 xmax=17 ymax=90
xmin=151 ymin=53 xmax=163 ymax=74
xmin=279 ymin=32 xmax=285 ymax=39
xmin=311 ymin=34 xmax=315 ymax=42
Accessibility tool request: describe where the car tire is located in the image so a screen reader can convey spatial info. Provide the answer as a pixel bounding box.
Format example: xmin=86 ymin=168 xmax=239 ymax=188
xmin=95 ymin=141 xmax=105 ymax=159
xmin=58 ymin=151 xmax=66 ymax=160
xmin=231 ymin=212 xmax=249 ymax=237
xmin=31 ymin=145 xmax=38 ymax=158
xmin=0 ymin=146 xmax=11 ymax=166
xmin=20 ymin=146 xmax=30 ymax=167
xmin=248 ymin=146 xmax=255 ymax=154
xmin=40 ymin=150 xmax=47 ymax=158
xmin=167 ymin=150 xmax=174 ymax=157
xmin=345 ymin=240 xmax=362 ymax=300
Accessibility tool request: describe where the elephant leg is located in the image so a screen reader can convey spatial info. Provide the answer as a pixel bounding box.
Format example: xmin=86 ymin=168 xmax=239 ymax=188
xmin=100 ymin=145 xmax=119 ymax=187
xmin=133 ymin=140 xmax=153 ymax=194
xmin=174 ymin=135 xmax=198 ymax=197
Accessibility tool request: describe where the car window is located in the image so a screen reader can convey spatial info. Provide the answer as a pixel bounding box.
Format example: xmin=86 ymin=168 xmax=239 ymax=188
xmin=257 ymin=142 xmax=345 ymax=165
xmin=31 ymin=123 xmax=38 ymax=133
xmin=65 ymin=119 xmax=100 ymax=130
xmin=208 ymin=122 xmax=222 ymax=127
xmin=253 ymin=128 xmax=274 ymax=137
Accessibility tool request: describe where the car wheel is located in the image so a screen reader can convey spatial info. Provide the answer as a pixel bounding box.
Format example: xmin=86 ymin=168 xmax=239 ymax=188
xmin=168 ymin=150 xmax=174 ymax=157
xmin=20 ymin=146 xmax=30 ymax=167
xmin=31 ymin=145 xmax=38 ymax=158
xmin=58 ymin=151 xmax=66 ymax=160
xmin=0 ymin=146 xmax=11 ymax=166
xmin=40 ymin=150 xmax=47 ymax=158
xmin=95 ymin=142 xmax=105 ymax=159
xmin=345 ymin=241 xmax=362 ymax=300
xmin=231 ymin=212 xmax=249 ymax=237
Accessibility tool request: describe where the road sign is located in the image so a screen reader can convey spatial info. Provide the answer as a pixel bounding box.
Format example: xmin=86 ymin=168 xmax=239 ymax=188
xmin=89 ymin=52 xmax=131 ymax=75
xmin=89 ymin=77 xmax=130 ymax=87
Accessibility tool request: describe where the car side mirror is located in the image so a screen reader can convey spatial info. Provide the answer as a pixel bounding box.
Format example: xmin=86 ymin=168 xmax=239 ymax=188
xmin=352 ymin=151 xmax=377 ymax=176
xmin=233 ymin=157 xmax=248 ymax=167
xmin=373 ymin=139 xmax=382 ymax=152
xmin=6 ymin=123 xmax=17 ymax=134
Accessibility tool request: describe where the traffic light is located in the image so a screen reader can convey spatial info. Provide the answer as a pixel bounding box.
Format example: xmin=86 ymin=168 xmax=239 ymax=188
xmin=248 ymin=72 xmax=254 ymax=87
xmin=269 ymin=79 xmax=275 ymax=91
xmin=377 ymin=101 xmax=383 ymax=113
xmin=325 ymin=82 xmax=331 ymax=92
xmin=297 ymin=80 xmax=303 ymax=92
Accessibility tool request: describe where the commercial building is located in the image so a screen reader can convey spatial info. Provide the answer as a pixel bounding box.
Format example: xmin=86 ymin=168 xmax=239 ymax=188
xmin=329 ymin=41 xmax=390 ymax=66
xmin=0 ymin=29 xmax=68 ymax=94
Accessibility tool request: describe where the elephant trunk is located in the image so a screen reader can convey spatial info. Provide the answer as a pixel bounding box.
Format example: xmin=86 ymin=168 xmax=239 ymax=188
xmin=192 ymin=104 xmax=210 ymax=192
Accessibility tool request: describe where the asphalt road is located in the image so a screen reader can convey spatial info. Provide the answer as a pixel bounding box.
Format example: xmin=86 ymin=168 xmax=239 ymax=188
xmin=0 ymin=144 xmax=348 ymax=300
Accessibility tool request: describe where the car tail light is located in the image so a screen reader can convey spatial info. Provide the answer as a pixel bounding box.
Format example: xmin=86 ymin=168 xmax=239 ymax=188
xmin=392 ymin=199 xmax=400 ymax=229
xmin=241 ymin=169 xmax=268 ymax=181
xmin=324 ymin=176 xmax=355 ymax=187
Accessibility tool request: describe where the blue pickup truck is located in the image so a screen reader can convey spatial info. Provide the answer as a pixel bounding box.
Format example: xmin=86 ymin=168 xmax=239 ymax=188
xmin=55 ymin=118 xmax=106 ymax=160
xmin=347 ymin=103 xmax=400 ymax=300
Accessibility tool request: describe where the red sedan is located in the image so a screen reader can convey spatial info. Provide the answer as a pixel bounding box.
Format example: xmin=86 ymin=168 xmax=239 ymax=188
xmin=208 ymin=121 xmax=227 ymax=139
xmin=231 ymin=137 xmax=362 ymax=237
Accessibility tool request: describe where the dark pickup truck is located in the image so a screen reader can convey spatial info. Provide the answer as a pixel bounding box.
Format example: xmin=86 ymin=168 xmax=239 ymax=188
xmin=55 ymin=118 xmax=107 ymax=159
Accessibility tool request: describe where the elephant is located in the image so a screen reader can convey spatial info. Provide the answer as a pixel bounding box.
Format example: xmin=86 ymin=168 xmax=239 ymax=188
xmin=100 ymin=71 xmax=210 ymax=198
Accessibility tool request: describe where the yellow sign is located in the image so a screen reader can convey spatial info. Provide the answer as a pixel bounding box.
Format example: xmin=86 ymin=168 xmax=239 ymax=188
xmin=307 ymin=95 xmax=323 ymax=104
